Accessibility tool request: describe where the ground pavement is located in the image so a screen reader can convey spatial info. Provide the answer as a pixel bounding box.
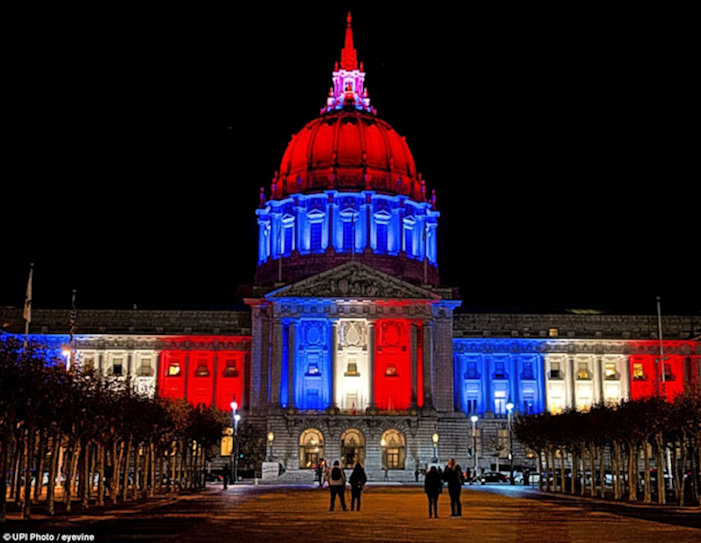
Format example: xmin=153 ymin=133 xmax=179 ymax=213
xmin=2 ymin=483 xmax=700 ymax=542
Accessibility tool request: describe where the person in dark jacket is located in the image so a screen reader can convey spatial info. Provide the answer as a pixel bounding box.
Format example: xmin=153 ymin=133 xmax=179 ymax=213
xmin=443 ymin=458 xmax=463 ymax=517
xmin=348 ymin=463 xmax=368 ymax=511
xmin=222 ymin=463 xmax=232 ymax=490
xmin=424 ymin=466 xmax=443 ymax=518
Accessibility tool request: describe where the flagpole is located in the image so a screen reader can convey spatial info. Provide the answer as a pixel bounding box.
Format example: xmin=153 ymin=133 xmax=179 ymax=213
xmin=656 ymin=296 xmax=665 ymax=399
xmin=23 ymin=263 xmax=34 ymax=349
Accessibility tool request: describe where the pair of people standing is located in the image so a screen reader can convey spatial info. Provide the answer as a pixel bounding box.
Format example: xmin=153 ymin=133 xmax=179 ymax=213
xmin=423 ymin=458 xmax=464 ymax=518
xmin=324 ymin=461 xmax=367 ymax=512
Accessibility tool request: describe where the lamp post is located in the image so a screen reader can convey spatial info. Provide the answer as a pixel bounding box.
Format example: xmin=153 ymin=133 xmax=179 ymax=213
xmin=470 ymin=415 xmax=478 ymax=481
xmin=267 ymin=431 xmax=274 ymax=462
xmin=431 ymin=433 xmax=439 ymax=463
xmin=230 ymin=400 xmax=240 ymax=484
xmin=506 ymin=401 xmax=515 ymax=485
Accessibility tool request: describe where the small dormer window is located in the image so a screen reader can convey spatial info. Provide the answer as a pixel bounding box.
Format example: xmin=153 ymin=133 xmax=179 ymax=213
xmin=385 ymin=365 xmax=398 ymax=377
xmin=223 ymin=360 xmax=239 ymax=378
xmin=168 ymin=362 xmax=181 ymax=377
xmin=195 ymin=363 xmax=209 ymax=377
xmin=306 ymin=363 xmax=320 ymax=376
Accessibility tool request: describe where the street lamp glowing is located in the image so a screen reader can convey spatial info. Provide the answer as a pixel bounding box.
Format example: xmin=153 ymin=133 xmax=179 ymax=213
xmin=506 ymin=401 xmax=514 ymax=412
xmin=506 ymin=401 xmax=515 ymax=485
xmin=470 ymin=415 xmax=478 ymax=424
xmin=230 ymin=400 xmax=238 ymax=412
xmin=431 ymin=432 xmax=439 ymax=463
xmin=470 ymin=415 xmax=478 ymax=481
xmin=267 ymin=431 xmax=274 ymax=462
xmin=267 ymin=432 xmax=274 ymax=443
xmin=431 ymin=433 xmax=439 ymax=444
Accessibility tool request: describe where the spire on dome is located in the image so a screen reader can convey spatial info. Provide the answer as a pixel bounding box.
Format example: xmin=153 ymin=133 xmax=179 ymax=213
xmin=340 ymin=12 xmax=358 ymax=70
xmin=323 ymin=13 xmax=375 ymax=114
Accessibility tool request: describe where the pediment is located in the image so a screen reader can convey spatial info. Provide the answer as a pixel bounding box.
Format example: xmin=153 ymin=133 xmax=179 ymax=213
xmin=267 ymin=262 xmax=441 ymax=300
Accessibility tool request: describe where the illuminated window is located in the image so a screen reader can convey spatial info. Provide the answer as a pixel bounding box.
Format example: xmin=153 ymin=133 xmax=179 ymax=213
xmin=83 ymin=357 xmax=95 ymax=372
xmin=549 ymin=328 xmax=559 ymax=338
xmin=494 ymin=389 xmax=507 ymax=415
xmin=404 ymin=226 xmax=413 ymax=255
xmin=341 ymin=429 xmax=365 ymax=469
xmin=605 ymin=362 xmax=617 ymax=380
xmin=221 ymin=428 xmax=233 ymax=456
xmin=632 ymin=363 xmax=645 ymax=380
xmin=223 ymin=359 xmax=239 ymax=378
xmin=381 ymin=429 xmax=405 ymax=470
xmin=344 ymin=357 xmax=359 ymax=376
xmin=195 ymin=362 xmax=209 ymax=377
xmin=376 ymin=222 xmax=388 ymax=253
xmin=168 ymin=362 xmax=181 ymax=377
xmin=306 ymin=362 xmax=320 ymax=376
xmin=550 ymin=362 xmax=562 ymax=380
xmin=343 ymin=219 xmax=355 ymax=251
xmin=577 ymin=362 xmax=590 ymax=380
xmin=385 ymin=365 xmax=398 ymax=377
xmin=299 ymin=428 xmax=324 ymax=469
xmin=310 ymin=221 xmax=323 ymax=252
xmin=283 ymin=224 xmax=294 ymax=255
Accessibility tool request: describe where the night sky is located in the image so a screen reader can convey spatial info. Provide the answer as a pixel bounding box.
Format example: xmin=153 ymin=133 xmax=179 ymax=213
xmin=3 ymin=4 xmax=698 ymax=315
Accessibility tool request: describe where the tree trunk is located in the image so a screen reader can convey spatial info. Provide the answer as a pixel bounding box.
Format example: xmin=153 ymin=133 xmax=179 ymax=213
xmin=537 ymin=449 xmax=544 ymax=491
xmin=588 ymin=445 xmax=596 ymax=498
xmin=12 ymin=431 xmax=25 ymax=503
xmin=121 ymin=437 xmax=132 ymax=503
xmin=34 ymin=429 xmax=46 ymax=501
xmin=81 ymin=440 xmax=91 ymax=510
xmin=627 ymin=441 xmax=637 ymax=502
xmin=559 ymin=450 xmax=566 ymax=494
xmin=97 ymin=444 xmax=106 ymax=507
xmin=46 ymin=432 xmax=61 ymax=516
xmin=579 ymin=447 xmax=586 ymax=497
xmin=655 ymin=432 xmax=666 ymax=504
xmin=570 ymin=451 xmax=578 ymax=495
xmin=148 ymin=441 xmax=156 ymax=498
xmin=132 ymin=443 xmax=141 ymax=501
xmin=63 ymin=441 xmax=75 ymax=512
xmin=141 ymin=442 xmax=149 ymax=499
xmin=612 ymin=442 xmax=620 ymax=500
xmin=544 ymin=448 xmax=551 ymax=492
xmin=0 ymin=434 xmax=10 ymax=522
xmin=21 ymin=425 xmax=35 ymax=519
xmin=643 ymin=441 xmax=651 ymax=503
xmin=598 ymin=445 xmax=606 ymax=499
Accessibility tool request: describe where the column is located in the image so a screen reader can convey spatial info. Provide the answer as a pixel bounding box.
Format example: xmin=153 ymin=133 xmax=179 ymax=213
xmin=568 ymin=357 xmax=576 ymax=409
xmin=595 ymin=356 xmax=604 ymax=404
xmin=271 ymin=321 xmax=283 ymax=405
xmin=288 ymin=322 xmax=296 ymax=408
xmin=212 ymin=353 xmax=219 ymax=407
xmin=331 ymin=321 xmax=338 ymax=409
xmin=410 ymin=323 xmax=418 ymax=407
xmin=422 ymin=321 xmax=432 ymax=408
xmin=368 ymin=322 xmax=376 ymax=408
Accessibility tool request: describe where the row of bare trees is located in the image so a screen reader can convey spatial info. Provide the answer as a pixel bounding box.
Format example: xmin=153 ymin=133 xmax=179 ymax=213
xmin=1 ymin=336 xmax=229 ymax=521
xmin=514 ymin=393 xmax=701 ymax=506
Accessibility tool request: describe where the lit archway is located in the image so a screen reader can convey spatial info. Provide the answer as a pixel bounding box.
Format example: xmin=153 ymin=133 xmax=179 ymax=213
xmin=299 ymin=428 xmax=324 ymax=469
xmin=380 ymin=429 xmax=406 ymax=470
xmin=340 ymin=428 xmax=365 ymax=468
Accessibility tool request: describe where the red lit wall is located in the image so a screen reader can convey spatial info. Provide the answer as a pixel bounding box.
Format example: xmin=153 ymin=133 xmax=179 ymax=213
xmin=374 ymin=319 xmax=411 ymax=410
xmin=156 ymin=336 xmax=250 ymax=412
xmin=629 ymin=341 xmax=693 ymax=402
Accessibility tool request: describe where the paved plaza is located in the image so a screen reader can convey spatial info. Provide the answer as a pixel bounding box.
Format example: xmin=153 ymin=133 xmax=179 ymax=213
xmin=3 ymin=484 xmax=700 ymax=542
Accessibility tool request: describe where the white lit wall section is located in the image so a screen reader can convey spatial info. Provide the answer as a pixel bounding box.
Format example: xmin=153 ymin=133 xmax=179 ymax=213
xmin=334 ymin=320 xmax=370 ymax=412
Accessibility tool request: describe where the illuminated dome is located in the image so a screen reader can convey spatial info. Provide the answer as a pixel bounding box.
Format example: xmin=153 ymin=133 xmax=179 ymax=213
xmin=255 ymin=13 xmax=439 ymax=286
xmin=274 ymin=110 xmax=423 ymax=200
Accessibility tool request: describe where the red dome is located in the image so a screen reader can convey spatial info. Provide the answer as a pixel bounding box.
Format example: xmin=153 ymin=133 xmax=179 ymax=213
xmin=274 ymin=110 xmax=422 ymax=199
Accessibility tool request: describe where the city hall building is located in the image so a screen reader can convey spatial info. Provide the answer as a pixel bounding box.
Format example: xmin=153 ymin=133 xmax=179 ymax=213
xmin=3 ymin=15 xmax=700 ymax=481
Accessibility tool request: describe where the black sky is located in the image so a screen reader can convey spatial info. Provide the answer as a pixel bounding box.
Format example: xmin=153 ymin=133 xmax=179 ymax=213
xmin=3 ymin=4 xmax=698 ymax=315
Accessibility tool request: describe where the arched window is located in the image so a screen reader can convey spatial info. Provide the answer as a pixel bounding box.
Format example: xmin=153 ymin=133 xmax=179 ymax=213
xmin=380 ymin=429 xmax=406 ymax=470
xmin=299 ymin=428 xmax=324 ymax=469
xmin=340 ymin=429 xmax=365 ymax=469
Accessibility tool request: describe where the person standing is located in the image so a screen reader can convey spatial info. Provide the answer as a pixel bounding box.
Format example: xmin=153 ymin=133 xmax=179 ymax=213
xmin=424 ymin=466 xmax=443 ymax=518
xmin=325 ymin=460 xmax=347 ymax=511
xmin=222 ymin=463 xmax=232 ymax=490
xmin=443 ymin=458 xmax=463 ymax=517
xmin=349 ymin=463 xmax=367 ymax=511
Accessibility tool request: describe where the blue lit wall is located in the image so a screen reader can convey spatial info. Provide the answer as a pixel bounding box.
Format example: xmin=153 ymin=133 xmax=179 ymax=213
xmin=292 ymin=319 xmax=332 ymax=410
xmin=256 ymin=191 xmax=439 ymax=266
xmin=0 ymin=333 xmax=69 ymax=366
xmin=453 ymin=339 xmax=546 ymax=416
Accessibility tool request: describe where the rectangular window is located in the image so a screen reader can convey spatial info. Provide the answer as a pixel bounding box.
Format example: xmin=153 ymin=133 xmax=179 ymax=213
xmin=464 ymin=361 xmax=478 ymax=379
xmin=343 ymin=220 xmax=355 ymax=251
xmin=306 ymin=362 xmax=320 ymax=376
xmin=663 ymin=363 xmax=672 ymax=380
xmin=632 ymin=363 xmax=645 ymax=380
xmin=112 ymin=359 xmax=123 ymax=376
xmin=376 ymin=222 xmax=387 ymax=253
xmin=466 ymin=398 xmax=477 ymax=414
xmin=404 ymin=227 xmax=413 ymax=255
xmin=137 ymin=358 xmax=153 ymax=377
xmin=283 ymin=225 xmax=294 ymax=255
xmin=223 ymin=359 xmax=239 ymax=377
xmin=494 ymin=389 xmax=506 ymax=415
xmin=310 ymin=221 xmax=323 ymax=252
xmin=168 ymin=362 xmax=181 ymax=377
xmin=549 ymin=328 xmax=559 ymax=337
xmin=521 ymin=362 xmax=534 ymax=380
xmin=494 ymin=361 xmax=506 ymax=379
xmin=577 ymin=361 xmax=590 ymax=380
xmin=550 ymin=362 xmax=562 ymax=380
xmin=83 ymin=357 xmax=95 ymax=372
xmin=605 ymin=362 xmax=617 ymax=380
